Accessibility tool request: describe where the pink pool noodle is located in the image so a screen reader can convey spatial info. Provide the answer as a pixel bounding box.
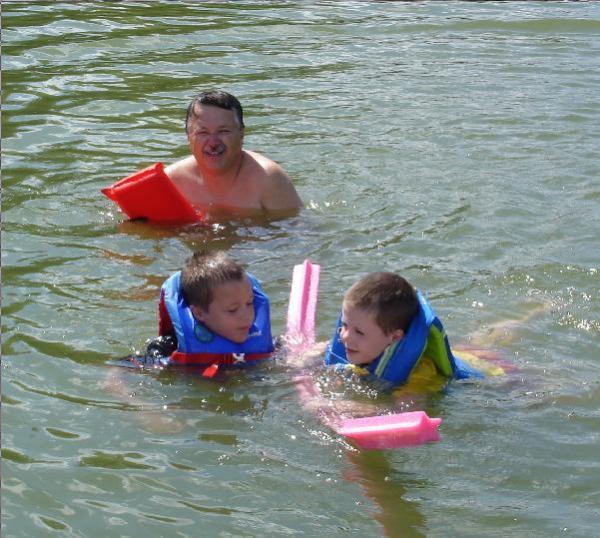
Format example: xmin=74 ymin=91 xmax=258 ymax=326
xmin=335 ymin=411 xmax=441 ymax=450
xmin=286 ymin=259 xmax=320 ymax=349
xmin=286 ymin=260 xmax=442 ymax=449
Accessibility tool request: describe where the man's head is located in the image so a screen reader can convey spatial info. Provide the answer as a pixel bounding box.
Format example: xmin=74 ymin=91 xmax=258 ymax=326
xmin=181 ymin=250 xmax=254 ymax=343
xmin=340 ymin=272 xmax=419 ymax=365
xmin=185 ymin=91 xmax=245 ymax=173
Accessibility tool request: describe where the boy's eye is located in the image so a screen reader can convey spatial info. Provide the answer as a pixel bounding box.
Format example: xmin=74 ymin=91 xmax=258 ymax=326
xmin=356 ymin=329 xmax=365 ymax=336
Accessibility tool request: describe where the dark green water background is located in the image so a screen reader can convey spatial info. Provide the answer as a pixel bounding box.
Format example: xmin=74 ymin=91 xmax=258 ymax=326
xmin=2 ymin=1 xmax=599 ymax=536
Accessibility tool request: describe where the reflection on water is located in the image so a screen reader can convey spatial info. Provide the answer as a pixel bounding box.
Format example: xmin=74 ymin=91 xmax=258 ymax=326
xmin=3 ymin=1 xmax=600 ymax=536
xmin=346 ymin=450 xmax=427 ymax=538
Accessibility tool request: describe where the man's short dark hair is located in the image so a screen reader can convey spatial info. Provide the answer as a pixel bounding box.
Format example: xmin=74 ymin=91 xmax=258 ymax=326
xmin=185 ymin=90 xmax=244 ymax=133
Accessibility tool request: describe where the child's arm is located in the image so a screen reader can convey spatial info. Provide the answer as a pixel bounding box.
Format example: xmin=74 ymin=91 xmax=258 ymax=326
xmin=293 ymin=373 xmax=382 ymax=422
xmin=285 ymin=340 xmax=328 ymax=369
xmin=104 ymin=362 xmax=184 ymax=434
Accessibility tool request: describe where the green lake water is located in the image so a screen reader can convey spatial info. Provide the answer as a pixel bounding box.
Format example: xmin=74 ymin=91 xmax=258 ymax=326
xmin=2 ymin=1 xmax=599 ymax=536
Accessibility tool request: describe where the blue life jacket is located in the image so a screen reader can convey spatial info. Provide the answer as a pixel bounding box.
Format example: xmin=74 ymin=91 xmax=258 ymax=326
xmin=324 ymin=290 xmax=482 ymax=387
xmin=162 ymin=271 xmax=274 ymax=366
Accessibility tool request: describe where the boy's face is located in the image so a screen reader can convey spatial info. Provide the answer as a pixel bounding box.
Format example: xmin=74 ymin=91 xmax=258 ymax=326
xmin=192 ymin=276 xmax=255 ymax=344
xmin=340 ymin=302 xmax=403 ymax=365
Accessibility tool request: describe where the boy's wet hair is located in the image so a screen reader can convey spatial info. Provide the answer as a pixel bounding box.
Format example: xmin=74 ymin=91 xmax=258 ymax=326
xmin=181 ymin=250 xmax=246 ymax=311
xmin=344 ymin=272 xmax=419 ymax=334
xmin=185 ymin=90 xmax=245 ymax=133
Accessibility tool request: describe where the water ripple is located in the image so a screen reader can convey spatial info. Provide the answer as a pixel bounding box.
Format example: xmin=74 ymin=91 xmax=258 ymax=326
xmin=3 ymin=1 xmax=600 ymax=536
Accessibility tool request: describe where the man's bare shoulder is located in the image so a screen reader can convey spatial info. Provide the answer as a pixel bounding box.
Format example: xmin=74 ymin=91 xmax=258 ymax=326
xmin=243 ymin=150 xmax=282 ymax=176
xmin=164 ymin=156 xmax=198 ymax=182
xmin=244 ymin=150 xmax=303 ymax=210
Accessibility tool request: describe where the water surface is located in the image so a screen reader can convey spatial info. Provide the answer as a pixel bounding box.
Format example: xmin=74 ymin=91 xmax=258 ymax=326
xmin=2 ymin=1 xmax=599 ymax=536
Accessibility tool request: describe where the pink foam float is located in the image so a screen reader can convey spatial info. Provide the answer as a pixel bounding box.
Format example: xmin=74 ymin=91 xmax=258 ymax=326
xmin=335 ymin=411 xmax=441 ymax=450
xmin=286 ymin=259 xmax=442 ymax=450
xmin=286 ymin=259 xmax=320 ymax=352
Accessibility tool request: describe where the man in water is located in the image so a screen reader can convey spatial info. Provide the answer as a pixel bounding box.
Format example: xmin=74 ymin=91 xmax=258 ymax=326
xmin=165 ymin=90 xmax=303 ymax=214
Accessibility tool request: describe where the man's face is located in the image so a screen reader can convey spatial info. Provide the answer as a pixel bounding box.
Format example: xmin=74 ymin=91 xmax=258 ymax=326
xmin=192 ymin=277 xmax=255 ymax=344
xmin=187 ymin=104 xmax=244 ymax=172
xmin=339 ymin=302 xmax=402 ymax=365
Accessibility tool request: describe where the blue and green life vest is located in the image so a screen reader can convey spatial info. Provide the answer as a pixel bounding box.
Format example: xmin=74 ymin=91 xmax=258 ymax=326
xmin=324 ymin=290 xmax=482 ymax=387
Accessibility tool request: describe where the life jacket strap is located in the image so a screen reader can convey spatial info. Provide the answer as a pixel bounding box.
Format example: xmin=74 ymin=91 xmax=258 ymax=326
xmin=202 ymin=362 xmax=220 ymax=378
xmin=168 ymin=351 xmax=272 ymax=366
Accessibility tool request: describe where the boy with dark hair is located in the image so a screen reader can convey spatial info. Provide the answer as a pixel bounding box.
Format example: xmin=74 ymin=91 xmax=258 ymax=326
xmin=141 ymin=250 xmax=274 ymax=376
xmin=326 ymin=272 xmax=482 ymax=390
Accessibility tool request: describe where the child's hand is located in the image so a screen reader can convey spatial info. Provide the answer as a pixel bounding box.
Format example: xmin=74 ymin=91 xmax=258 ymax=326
xmin=145 ymin=335 xmax=176 ymax=363
xmin=304 ymin=340 xmax=328 ymax=358
xmin=286 ymin=340 xmax=327 ymax=368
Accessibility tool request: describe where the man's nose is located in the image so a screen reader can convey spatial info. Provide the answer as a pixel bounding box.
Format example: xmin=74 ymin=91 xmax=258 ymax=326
xmin=206 ymin=132 xmax=221 ymax=144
